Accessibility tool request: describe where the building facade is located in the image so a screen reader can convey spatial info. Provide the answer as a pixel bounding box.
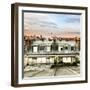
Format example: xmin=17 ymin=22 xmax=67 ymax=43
xmin=24 ymin=35 xmax=80 ymax=66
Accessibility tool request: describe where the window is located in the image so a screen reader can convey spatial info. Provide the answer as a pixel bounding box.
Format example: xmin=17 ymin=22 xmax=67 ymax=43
xmin=38 ymin=45 xmax=45 ymax=52
xmin=39 ymin=46 xmax=45 ymax=50
xmin=61 ymin=48 xmax=63 ymax=51
xmin=65 ymin=46 xmax=68 ymax=50
xmin=71 ymin=46 xmax=74 ymax=51
xmin=32 ymin=57 xmax=37 ymax=59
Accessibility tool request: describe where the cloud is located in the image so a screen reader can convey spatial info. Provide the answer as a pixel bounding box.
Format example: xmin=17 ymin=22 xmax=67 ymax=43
xmin=24 ymin=12 xmax=81 ymax=35
xmin=63 ymin=15 xmax=80 ymax=23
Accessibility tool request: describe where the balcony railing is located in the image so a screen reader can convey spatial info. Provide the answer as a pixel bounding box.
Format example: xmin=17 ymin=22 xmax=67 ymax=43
xmin=26 ymin=51 xmax=80 ymax=55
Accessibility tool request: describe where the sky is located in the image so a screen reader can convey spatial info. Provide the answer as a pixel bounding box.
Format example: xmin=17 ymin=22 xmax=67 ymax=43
xmin=24 ymin=12 xmax=81 ymax=36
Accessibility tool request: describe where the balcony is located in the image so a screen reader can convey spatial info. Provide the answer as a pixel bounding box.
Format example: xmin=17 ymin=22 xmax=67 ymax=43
xmin=26 ymin=51 xmax=80 ymax=57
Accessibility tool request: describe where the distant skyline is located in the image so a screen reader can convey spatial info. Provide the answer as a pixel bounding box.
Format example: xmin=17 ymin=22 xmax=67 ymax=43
xmin=24 ymin=12 xmax=81 ymax=36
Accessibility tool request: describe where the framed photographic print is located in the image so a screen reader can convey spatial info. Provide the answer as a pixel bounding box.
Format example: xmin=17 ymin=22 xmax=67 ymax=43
xmin=11 ymin=3 xmax=88 ymax=87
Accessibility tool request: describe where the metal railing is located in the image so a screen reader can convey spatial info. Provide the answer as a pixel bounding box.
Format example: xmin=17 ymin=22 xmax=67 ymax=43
xmin=26 ymin=51 xmax=80 ymax=55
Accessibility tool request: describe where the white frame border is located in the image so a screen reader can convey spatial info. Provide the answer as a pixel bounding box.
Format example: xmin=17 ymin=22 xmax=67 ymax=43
xmin=18 ymin=6 xmax=86 ymax=84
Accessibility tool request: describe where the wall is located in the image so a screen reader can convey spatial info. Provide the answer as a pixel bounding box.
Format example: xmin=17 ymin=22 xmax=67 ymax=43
xmin=0 ymin=0 xmax=89 ymax=90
